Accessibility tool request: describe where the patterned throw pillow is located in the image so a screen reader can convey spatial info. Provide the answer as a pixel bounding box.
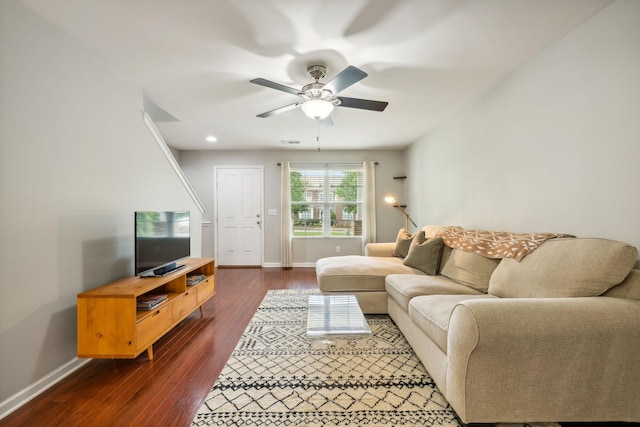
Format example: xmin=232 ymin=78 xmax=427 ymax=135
xmin=392 ymin=228 xmax=415 ymax=258
xmin=403 ymin=235 xmax=444 ymax=275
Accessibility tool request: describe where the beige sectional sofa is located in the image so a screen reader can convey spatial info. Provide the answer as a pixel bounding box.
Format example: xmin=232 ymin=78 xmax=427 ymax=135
xmin=315 ymin=226 xmax=640 ymax=424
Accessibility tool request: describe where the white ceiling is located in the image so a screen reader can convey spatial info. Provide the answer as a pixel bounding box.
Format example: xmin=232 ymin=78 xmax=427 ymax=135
xmin=22 ymin=0 xmax=612 ymax=151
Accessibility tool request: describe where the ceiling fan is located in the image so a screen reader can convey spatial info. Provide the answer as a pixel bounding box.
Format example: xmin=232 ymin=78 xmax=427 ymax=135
xmin=250 ymin=65 xmax=388 ymax=126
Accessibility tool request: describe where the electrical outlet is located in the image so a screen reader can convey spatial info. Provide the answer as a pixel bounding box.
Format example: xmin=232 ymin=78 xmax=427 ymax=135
xmin=336 ymin=246 xmax=341 ymax=253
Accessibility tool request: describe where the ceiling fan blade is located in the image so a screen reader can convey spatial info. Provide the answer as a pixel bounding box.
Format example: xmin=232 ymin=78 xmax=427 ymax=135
xmin=318 ymin=116 xmax=333 ymax=127
xmin=337 ymin=97 xmax=388 ymax=111
xmin=250 ymin=78 xmax=302 ymax=96
xmin=323 ymin=66 xmax=367 ymax=94
xmin=256 ymin=103 xmax=300 ymax=118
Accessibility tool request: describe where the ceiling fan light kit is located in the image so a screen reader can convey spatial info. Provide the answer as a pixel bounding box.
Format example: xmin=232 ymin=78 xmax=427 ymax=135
xmin=301 ymin=99 xmax=334 ymax=120
xmin=251 ymin=64 xmax=388 ymax=125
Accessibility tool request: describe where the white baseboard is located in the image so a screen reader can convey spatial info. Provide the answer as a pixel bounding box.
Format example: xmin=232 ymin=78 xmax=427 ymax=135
xmin=0 ymin=357 xmax=91 ymax=420
xmin=262 ymin=262 xmax=281 ymax=268
xmin=293 ymin=262 xmax=316 ymax=268
xmin=262 ymin=262 xmax=317 ymax=268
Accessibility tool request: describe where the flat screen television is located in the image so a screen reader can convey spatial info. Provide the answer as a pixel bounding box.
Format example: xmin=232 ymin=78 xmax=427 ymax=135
xmin=135 ymin=211 xmax=190 ymax=277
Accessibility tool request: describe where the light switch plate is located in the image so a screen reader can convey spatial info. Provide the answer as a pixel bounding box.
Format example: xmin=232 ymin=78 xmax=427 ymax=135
xmin=268 ymin=209 xmax=277 ymax=216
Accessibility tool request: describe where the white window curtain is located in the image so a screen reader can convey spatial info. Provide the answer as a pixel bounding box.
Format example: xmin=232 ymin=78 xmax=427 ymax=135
xmin=362 ymin=161 xmax=376 ymax=253
xmin=281 ymin=161 xmax=293 ymax=267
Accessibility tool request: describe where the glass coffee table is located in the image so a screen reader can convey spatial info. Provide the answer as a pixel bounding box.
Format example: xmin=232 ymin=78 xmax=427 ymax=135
xmin=306 ymin=294 xmax=371 ymax=337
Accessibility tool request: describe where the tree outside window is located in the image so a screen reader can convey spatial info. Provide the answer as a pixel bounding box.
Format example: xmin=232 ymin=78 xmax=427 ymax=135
xmin=290 ymin=171 xmax=309 ymax=219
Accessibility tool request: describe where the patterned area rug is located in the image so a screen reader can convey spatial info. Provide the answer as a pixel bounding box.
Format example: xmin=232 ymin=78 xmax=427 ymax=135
xmin=192 ymin=289 xmax=461 ymax=426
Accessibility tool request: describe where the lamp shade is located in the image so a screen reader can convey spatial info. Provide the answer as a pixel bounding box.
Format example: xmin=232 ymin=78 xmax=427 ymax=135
xmin=301 ymin=99 xmax=334 ymax=120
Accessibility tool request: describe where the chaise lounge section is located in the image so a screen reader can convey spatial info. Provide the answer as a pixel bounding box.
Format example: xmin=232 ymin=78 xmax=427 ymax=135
xmin=316 ymin=226 xmax=446 ymax=314
xmin=316 ymin=225 xmax=640 ymax=424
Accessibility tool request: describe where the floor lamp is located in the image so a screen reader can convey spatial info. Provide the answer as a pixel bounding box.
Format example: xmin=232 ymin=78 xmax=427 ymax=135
xmin=385 ymin=196 xmax=417 ymax=230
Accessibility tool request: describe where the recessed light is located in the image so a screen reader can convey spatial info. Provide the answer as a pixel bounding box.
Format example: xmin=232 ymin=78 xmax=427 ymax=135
xmin=205 ymin=135 xmax=217 ymax=143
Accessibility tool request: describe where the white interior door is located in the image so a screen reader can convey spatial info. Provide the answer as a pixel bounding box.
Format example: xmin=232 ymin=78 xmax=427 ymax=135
xmin=215 ymin=167 xmax=263 ymax=266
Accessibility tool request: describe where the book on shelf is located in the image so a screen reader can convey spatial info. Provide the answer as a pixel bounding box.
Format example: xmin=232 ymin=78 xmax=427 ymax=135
xmin=136 ymin=293 xmax=168 ymax=309
xmin=187 ymin=274 xmax=206 ymax=286
xmin=137 ymin=301 xmax=166 ymax=310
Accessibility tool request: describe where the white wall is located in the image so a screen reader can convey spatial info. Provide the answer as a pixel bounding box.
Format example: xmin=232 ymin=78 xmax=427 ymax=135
xmin=406 ymin=0 xmax=640 ymax=258
xmin=179 ymin=150 xmax=406 ymax=265
xmin=0 ymin=0 xmax=201 ymax=408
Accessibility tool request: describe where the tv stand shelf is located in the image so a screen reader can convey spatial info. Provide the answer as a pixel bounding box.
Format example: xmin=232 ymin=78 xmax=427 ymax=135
xmin=77 ymin=258 xmax=215 ymax=360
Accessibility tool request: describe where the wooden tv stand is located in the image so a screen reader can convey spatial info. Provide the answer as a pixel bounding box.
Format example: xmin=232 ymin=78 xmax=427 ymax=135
xmin=77 ymin=258 xmax=215 ymax=360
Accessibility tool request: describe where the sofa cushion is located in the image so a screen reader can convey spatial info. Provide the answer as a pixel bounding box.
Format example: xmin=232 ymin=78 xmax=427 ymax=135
xmin=316 ymin=255 xmax=423 ymax=292
xmin=440 ymin=249 xmax=500 ymax=292
xmin=403 ymin=236 xmax=444 ymax=275
xmin=409 ymin=294 xmax=497 ymax=353
xmin=603 ymin=269 xmax=640 ymax=300
xmin=386 ymin=274 xmax=483 ymax=311
xmin=392 ymin=228 xmax=416 ymax=258
xmin=489 ymin=238 xmax=638 ymax=298
xmin=438 ymin=245 xmax=453 ymax=275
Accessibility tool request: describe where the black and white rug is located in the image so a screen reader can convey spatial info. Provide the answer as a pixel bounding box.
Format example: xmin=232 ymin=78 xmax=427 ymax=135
xmin=191 ymin=289 xmax=461 ymax=426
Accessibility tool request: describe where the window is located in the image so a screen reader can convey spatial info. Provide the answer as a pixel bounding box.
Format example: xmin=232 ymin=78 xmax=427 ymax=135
xmin=290 ymin=164 xmax=364 ymax=237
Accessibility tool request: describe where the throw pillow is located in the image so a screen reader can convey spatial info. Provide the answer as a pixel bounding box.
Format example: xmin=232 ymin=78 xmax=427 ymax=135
xmin=403 ymin=235 xmax=444 ymax=275
xmin=488 ymin=238 xmax=637 ymax=298
xmin=440 ymin=249 xmax=500 ymax=292
xmin=422 ymin=225 xmax=443 ymax=239
xmin=392 ymin=228 xmax=415 ymax=258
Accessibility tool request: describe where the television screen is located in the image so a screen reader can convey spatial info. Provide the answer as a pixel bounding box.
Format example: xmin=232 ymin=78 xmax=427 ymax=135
xmin=135 ymin=211 xmax=190 ymax=277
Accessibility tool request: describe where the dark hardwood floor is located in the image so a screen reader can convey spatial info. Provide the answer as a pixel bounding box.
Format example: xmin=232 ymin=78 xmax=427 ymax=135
xmin=1 ymin=267 xmax=317 ymax=427
xmin=1 ymin=267 xmax=637 ymax=427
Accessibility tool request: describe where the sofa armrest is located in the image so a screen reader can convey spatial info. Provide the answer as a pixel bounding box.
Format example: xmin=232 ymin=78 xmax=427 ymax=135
xmin=446 ymin=297 xmax=640 ymax=423
xmin=364 ymin=242 xmax=395 ymax=257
